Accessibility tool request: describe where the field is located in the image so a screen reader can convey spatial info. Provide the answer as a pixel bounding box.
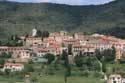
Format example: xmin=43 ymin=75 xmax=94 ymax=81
xmin=0 ymin=63 xmax=124 ymax=83
xmin=107 ymin=63 xmax=125 ymax=74
xmin=0 ymin=75 xmax=104 ymax=83
xmin=0 ymin=76 xmax=24 ymax=82
xmin=37 ymin=75 xmax=104 ymax=83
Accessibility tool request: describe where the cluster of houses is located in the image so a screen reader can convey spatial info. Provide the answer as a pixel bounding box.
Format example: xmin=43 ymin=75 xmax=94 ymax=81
xmin=0 ymin=28 xmax=125 ymax=72
xmin=108 ymin=74 xmax=125 ymax=83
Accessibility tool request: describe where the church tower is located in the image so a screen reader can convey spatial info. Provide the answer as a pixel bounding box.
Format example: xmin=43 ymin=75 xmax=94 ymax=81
xmin=32 ymin=28 xmax=37 ymax=37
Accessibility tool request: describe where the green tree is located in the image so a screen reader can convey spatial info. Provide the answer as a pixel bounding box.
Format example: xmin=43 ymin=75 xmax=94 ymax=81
xmin=61 ymin=50 xmax=71 ymax=83
xmin=74 ymin=53 xmax=101 ymax=72
xmin=36 ymin=30 xmax=49 ymax=38
xmin=68 ymin=44 xmax=72 ymax=55
xmin=95 ymin=49 xmax=102 ymax=61
xmin=31 ymin=76 xmax=38 ymax=83
xmin=43 ymin=53 xmax=55 ymax=65
xmin=74 ymin=55 xmax=84 ymax=67
xmin=24 ymin=64 xmax=34 ymax=72
xmin=103 ymin=48 xmax=116 ymax=62
xmin=4 ymin=69 xmax=11 ymax=76
xmin=95 ymin=47 xmax=116 ymax=62
xmin=5 ymin=35 xmax=23 ymax=46
xmin=0 ymin=52 xmax=12 ymax=58
xmin=0 ymin=41 xmax=2 ymax=45
xmin=36 ymin=30 xmax=42 ymax=37
xmin=42 ymin=31 xmax=49 ymax=38
xmin=0 ymin=59 xmax=5 ymax=67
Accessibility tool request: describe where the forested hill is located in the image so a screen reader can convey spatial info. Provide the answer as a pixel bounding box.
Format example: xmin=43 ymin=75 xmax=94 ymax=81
xmin=0 ymin=0 xmax=125 ymax=39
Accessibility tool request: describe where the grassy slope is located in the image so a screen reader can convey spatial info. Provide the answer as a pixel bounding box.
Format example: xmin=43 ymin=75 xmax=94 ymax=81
xmin=0 ymin=0 xmax=125 ymax=39
xmin=38 ymin=75 xmax=103 ymax=83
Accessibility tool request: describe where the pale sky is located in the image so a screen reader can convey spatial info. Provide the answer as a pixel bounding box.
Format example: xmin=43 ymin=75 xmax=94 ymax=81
xmin=7 ymin=0 xmax=115 ymax=5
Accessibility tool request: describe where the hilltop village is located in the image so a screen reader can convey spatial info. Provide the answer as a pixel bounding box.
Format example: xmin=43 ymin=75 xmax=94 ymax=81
xmin=0 ymin=28 xmax=125 ymax=71
xmin=0 ymin=29 xmax=125 ymax=83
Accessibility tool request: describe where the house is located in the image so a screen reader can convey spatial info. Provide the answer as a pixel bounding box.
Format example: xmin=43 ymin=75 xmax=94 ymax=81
xmin=33 ymin=57 xmax=48 ymax=63
xmin=116 ymin=49 xmax=123 ymax=60
xmin=48 ymin=45 xmax=61 ymax=55
xmin=74 ymin=32 xmax=84 ymax=39
xmin=72 ymin=45 xmax=95 ymax=56
xmin=25 ymin=37 xmax=42 ymax=47
xmin=35 ymin=48 xmax=48 ymax=57
xmin=0 ymin=46 xmax=8 ymax=54
xmin=108 ymin=74 xmax=122 ymax=83
xmin=2 ymin=63 xmax=24 ymax=72
xmin=122 ymin=78 xmax=125 ymax=83
xmin=0 ymin=46 xmax=31 ymax=62
xmin=114 ymin=43 xmax=124 ymax=50
xmin=63 ymin=39 xmax=78 ymax=47
xmin=86 ymin=39 xmax=112 ymax=51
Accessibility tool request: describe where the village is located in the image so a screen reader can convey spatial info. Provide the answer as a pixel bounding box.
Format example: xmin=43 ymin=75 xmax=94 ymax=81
xmin=0 ymin=28 xmax=125 ymax=83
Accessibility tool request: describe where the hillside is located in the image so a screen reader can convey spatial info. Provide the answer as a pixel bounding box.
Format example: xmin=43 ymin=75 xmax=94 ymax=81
xmin=0 ymin=0 xmax=125 ymax=39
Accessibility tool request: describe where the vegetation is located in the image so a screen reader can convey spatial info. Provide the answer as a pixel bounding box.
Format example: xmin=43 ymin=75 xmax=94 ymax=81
xmin=61 ymin=50 xmax=71 ymax=83
xmin=0 ymin=35 xmax=23 ymax=46
xmin=0 ymin=0 xmax=125 ymax=40
xmin=74 ymin=53 xmax=101 ymax=72
xmin=0 ymin=0 xmax=125 ymax=82
xmin=43 ymin=53 xmax=55 ymax=65
xmin=36 ymin=30 xmax=49 ymax=38
xmin=95 ymin=47 xmax=116 ymax=63
xmin=0 ymin=52 xmax=12 ymax=68
xmin=0 ymin=52 xmax=12 ymax=58
xmin=98 ymin=25 xmax=125 ymax=39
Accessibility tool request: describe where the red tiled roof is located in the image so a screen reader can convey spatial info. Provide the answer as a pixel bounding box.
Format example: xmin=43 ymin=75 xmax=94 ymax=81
xmin=102 ymin=36 xmax=118 ymax=42
xmin=37 ymin=48 xmax=48 ymax=52
xmin=26 ymin=37 xmax=42 ymax=40
xmin=0 ymin=46 xmax=24 ymax=50
xmin=73 ymin=45 xmax=95 ymax=49
xmin=83 ymin=46 xmax=95 ymax=48
xmin=48 ymin=45 xmax=60 ymax=49
xmin=8 ymin=47 xmax=24 ymax=50
xmin=5 ymin=63 xmax=24 ymax=67
xmin=64 ymin=39 xmax=77 ymax=42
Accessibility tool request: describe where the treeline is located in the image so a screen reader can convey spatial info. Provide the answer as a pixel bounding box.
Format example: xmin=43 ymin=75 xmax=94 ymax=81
xmin=98 ymin=25 xmax=125 ymax=39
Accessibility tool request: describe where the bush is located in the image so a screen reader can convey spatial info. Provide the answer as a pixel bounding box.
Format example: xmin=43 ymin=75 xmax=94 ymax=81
xmin=93 ymin=72 xmax=102 ymax=78
xmin=43 ymin=53 xmax=55 ymax=65
xmin=81 ymin=70 xmax=89 ymax=77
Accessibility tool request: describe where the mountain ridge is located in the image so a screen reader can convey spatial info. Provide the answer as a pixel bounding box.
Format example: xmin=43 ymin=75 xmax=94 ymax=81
xmin=0 ymin=0 xmax=125 ymax=40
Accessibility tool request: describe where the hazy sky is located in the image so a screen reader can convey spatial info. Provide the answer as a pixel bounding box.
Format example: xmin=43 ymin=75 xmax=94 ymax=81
xmin=7 ymin=0 xmax=115 ymax=5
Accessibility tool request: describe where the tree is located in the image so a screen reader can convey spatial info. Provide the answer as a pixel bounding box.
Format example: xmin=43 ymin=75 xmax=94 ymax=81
xmin=74 ymin=53 xmax=101 ymax=72
xmin=31 ymin=76 xmax=38 ymax=83
xmin=4 ymin=35 xmax=23 ymax=46
xmin=43 ymin=53 xmax=55 ymax=65
xmin=68 ymin=44 xmax=72 ymax=55
xmin=42 ymin=31 xmax=49 ymax=38
xmin=4 ymin=69 xmax=11 ymax=76
xmin=0 ymin=52 xmax=12 ymax=58
xmin=74 ymin=55 xmax=84 ymax=67
xmin=95 ymin=49 xmax=102 ymax=61
xmin=103 ymin=48 xmax=116 ymax=62
xmin=102 ymin=61 xmax=106 ymax=73
xmin=36 ymin=30 xmax=49 ymax=38
xmin=24 ymin=64 xmax=34 ymax=72
xmin=95 ymin=47 xmax=116 ymax=62
xmin=0 ymin=41 xmax=2 ymax=45
xmin=0 ymin=59 xmax=5 ymax=67
xmin=36 ymin=30 xmax=42 ymax=37
xmin=94 ymin=48 xmax=116 ymax=74
xmin=61 ymin=50 xmax=71 ymax=83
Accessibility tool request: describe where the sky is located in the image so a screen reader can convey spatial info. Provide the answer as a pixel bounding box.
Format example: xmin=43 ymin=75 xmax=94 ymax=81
xmin=7 ymin=0 xmax=115 ymax=5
